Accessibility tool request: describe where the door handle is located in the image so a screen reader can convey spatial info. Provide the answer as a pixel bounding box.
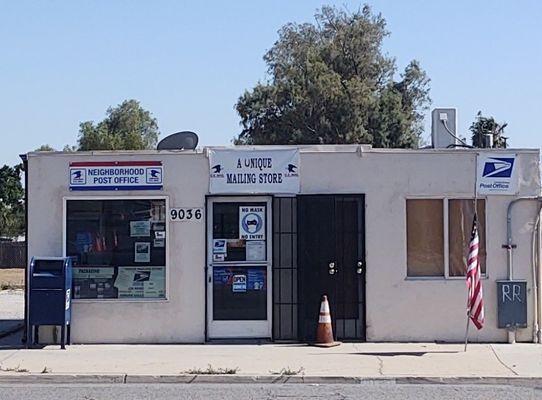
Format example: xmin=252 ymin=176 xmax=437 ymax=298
xmin=356 ymin=261 xmax=363 ymax=274
xmin=329 ymin=262 xmax=337 ymax=275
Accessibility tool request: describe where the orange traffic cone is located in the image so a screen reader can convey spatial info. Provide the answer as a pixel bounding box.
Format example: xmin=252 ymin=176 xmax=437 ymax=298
xmin=314 ymin=295 xmax=341 ymax=347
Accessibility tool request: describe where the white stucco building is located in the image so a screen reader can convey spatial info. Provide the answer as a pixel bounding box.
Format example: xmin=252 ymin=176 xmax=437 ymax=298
xmin=24 ymin=145 xmax=541 ymax=344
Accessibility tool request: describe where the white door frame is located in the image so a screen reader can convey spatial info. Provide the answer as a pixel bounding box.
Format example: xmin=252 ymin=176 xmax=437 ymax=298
xmin=206 ymin=196 xmax=273 ymax=339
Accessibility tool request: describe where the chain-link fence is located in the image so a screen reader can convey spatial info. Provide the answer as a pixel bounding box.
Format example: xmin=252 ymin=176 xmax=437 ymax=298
xmin=0 ymin=242 xmax=25 ymax=269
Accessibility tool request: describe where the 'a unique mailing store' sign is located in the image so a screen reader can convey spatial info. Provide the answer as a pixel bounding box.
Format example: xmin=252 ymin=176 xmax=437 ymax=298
xmin=208 ymin=149 xmax=300 ymax=194
xmin=476 ymin=153 xmax=518 ymax=195
xmin=69 ymin=161 xmax=163 ymax=191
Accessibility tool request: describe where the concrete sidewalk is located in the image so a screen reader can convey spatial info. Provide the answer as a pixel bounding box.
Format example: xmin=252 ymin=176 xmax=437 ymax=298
xmin=0 ymin=337 xmax=541 ymax=384
xmin=0 ymin=290 xmax=24 ymax=340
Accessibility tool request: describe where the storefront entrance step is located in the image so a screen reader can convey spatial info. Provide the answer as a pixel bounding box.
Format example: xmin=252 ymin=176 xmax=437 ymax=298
xmin=205 ymin=339 xmax=273 ymax=345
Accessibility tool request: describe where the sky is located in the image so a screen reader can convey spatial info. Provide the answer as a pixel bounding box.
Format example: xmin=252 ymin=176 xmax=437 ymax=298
xmin=0 ymin=0 xmax=541 ymax=166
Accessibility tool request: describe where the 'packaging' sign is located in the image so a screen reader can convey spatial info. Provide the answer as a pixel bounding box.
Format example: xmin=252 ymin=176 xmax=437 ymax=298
xmin=208 ymin=149 xmax=300 ymax=194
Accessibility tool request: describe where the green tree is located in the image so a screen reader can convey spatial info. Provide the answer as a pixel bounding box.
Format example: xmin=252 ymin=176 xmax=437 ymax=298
xmin=470 ymin=111 xmax=508 ymax=148
xmin=35 ymin=144 xmax=55 ymax=151
xmin=0 ymin=164 xmax=25 ymax=238
xmin=77 ymin=99 xmax=160 ymax=151
xmin=235 ymin=5 xmax=430 ymax=147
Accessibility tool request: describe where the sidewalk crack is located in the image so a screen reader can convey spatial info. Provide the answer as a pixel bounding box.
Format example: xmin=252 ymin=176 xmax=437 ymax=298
xmin=489 ymin=344 xmax=519 ymax=376
xmin=376 ymin=356 xmax=384 ymax=376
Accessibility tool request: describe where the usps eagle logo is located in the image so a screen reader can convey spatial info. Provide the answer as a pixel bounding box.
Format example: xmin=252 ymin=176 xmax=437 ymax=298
xmin=70 ymin=168 xmax=86 ymax=185
xmin=210 ymin=164 xmax=224 ymax=178
xmin=146 ymin=168 xmax=163 ymax=184
xmin=284 ymin=163 xmax=299 ymax=177
xmin=482 ymin=157 xmax=515 ymax=178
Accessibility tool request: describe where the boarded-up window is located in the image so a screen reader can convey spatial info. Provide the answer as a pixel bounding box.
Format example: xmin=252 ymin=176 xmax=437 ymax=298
xmin=449 ymin=199 xmax=486 ymax=276
xmin=407 ymin=199 xmax=444 ymax=277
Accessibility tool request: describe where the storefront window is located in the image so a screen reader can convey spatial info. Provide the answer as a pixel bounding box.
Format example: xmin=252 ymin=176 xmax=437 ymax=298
xmin=448 ymin=199 xmax=486 ymax=276
xmin=66 ymin=199 xmax=166 ymax=299
xmin=406 ymin=198 xmax=487 ymax=278
xmin=406 ymin=199 xmax=444 ymax=277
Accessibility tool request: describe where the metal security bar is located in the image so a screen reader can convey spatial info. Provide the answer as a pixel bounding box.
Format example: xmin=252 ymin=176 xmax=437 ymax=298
xmin=272 ymin=197 xmax=298 ymax=341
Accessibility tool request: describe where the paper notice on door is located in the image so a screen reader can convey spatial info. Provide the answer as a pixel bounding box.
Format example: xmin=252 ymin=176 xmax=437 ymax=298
xmin=213 ymin=253 xmax=225 ymax=262
xmin=213 ymin=239 xmax=227 ymax=254
xmin=239 ymin=206 xmax=265 ymax=240
xmin=232 ymin=274 xmax=247 ymax=293
xmin=246 ymin=240 xmax=266 ymax=261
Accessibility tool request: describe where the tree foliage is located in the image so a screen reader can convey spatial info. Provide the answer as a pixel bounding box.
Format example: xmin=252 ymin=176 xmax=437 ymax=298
xmin=470 ymin=111 xmax=508 ymax=148
xmin=235 ymin=5 xmax=430 ymax=147
xmin=0 ymin=164 xmax=25 ymax=238
xmin=35 ymin=144 xmax=55 ymax=151
xmin=77 ymin=99 xmax=160 ymax=151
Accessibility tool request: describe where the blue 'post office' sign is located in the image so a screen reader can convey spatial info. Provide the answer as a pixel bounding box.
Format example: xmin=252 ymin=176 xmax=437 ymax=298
xmin=69 ymin=161 xmax=163 ymax=191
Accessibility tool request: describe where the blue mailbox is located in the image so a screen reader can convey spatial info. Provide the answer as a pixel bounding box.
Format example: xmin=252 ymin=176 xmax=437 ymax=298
xmin=28 ymin=257 xmax=72 ymax=349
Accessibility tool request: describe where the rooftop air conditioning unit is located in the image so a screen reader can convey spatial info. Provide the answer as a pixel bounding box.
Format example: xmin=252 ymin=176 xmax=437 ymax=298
xmin=431 ymin=108 xmax=458 ymax=149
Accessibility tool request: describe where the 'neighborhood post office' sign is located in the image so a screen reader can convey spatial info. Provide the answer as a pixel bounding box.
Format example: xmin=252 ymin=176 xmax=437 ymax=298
xmin=208 ymin=149 xmax=300 ymax=194
xmin=476 ymin=153 xmax=518 ymax=195
xmin=69 ymin=161 xmax=163 ymax=191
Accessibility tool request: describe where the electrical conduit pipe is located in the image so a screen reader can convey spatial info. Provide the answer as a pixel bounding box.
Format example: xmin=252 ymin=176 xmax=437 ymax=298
xmin=532 ymin=203 xmax=542 ymax=343
xmin=506 ymin=197 xmax=542 ymax=344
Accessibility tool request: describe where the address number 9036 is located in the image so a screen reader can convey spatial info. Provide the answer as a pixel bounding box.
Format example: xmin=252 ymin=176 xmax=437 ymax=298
xmin=169 ymin=207 xmax=203 ymax=221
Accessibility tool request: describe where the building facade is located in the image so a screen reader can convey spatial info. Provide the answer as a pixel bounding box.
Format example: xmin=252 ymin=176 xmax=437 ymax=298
xmin=25 ymin=145 xmax=541 ymax=343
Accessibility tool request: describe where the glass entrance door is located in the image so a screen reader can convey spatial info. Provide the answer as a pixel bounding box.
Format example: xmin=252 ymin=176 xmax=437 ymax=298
xmin=206 ymin=197 xmax=272 ymax=339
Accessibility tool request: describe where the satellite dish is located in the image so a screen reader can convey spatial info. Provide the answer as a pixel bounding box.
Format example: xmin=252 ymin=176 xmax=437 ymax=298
xmin=157 ymin=131 xmax=199 ymax=150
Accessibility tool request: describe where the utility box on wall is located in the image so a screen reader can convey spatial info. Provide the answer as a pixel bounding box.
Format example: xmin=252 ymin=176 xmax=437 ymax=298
xmin=28 ymin=257 xmax=73 ymax=349
xmin=496 ymin=280 xmax=527 ymax=329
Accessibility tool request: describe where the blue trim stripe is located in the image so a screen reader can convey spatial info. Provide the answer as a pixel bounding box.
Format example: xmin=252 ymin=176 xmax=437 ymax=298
xmin=70 ymin=185 xmax=163 ymax=191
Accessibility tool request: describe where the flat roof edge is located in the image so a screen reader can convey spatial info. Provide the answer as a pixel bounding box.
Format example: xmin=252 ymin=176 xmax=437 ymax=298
xmin=25 ymin=145 xmax=540 ymax=157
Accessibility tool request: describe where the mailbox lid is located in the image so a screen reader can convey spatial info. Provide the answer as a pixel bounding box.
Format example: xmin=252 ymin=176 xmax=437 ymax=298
xmin=30 ymin=257 xmax=72 ymax=289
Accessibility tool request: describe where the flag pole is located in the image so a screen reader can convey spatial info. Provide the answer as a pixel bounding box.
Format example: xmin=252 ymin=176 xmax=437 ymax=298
xmin=464 ymin=310 xmax=470 ymax=352
xmin=464 ymin=154 xmax=478 ymax=352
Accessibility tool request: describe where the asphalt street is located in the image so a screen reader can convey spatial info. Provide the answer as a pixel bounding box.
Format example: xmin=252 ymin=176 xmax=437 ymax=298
xmin=0 ymin=383 xmax=540 ymax=400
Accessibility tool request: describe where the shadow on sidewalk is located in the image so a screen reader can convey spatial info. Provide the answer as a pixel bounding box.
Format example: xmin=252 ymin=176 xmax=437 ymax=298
xmin=0 ymin=320 xmax=26 ymax=350
xmin=352 ymin=351 xmax=460 ymax=357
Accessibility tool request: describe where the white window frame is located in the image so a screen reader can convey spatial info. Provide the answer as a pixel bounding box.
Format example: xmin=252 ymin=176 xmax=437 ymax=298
xmin=62 ymin=195 xmax=170 ymax=303
xmin=405 ymin=196 xmax=488 ymax=280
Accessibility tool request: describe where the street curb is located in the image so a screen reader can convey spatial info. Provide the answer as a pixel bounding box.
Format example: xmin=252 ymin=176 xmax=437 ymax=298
xmin=0 ymin=374 xmax=125 ymax=384
xmin=0 ymin=374 xmax=540 ymax=386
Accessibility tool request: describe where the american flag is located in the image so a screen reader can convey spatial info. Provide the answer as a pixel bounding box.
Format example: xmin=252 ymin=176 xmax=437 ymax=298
xmin=466 ymin=214 xmax=484 ymax=330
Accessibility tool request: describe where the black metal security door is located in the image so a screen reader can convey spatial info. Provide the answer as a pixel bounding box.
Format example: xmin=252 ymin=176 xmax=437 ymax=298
xmin=297 ymin=195 xmax=365 ymax=341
